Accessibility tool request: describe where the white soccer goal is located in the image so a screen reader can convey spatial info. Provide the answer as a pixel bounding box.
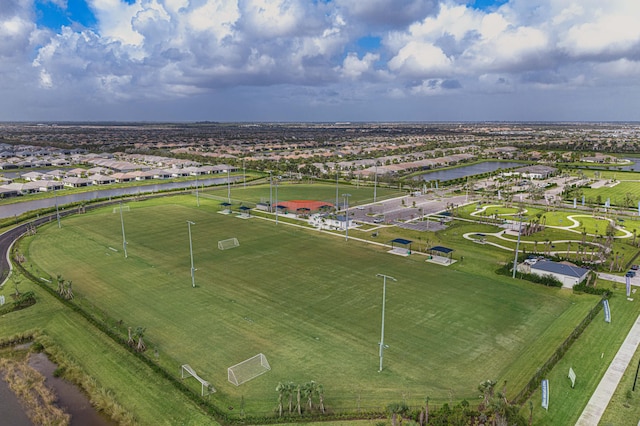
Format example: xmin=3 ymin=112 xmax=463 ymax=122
xmin=218 ymin=238 xmax=240 ymax=250
xmin=181 ymin=364 xmax=215 ymax=396
xmin=227 ymin=353 xmax=271 ymax=386
xmin=112 ymin=205 xmax=130 ymax=214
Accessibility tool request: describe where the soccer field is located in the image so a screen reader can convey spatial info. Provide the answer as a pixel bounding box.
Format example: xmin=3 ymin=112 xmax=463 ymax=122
xmin=26 ymin=195 xmax=597 ymax=416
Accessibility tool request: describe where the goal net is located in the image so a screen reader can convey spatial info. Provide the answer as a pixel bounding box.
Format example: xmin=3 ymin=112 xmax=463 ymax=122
xmin=227 ymin=353 xmax=271 ymax=386
xmin=218 ymin=238 xmax=239 ymax=250
xmin=112 ymin=205 xmax=130 ymax=213
xmin=181 ymin=364 xmax=215 ymax=396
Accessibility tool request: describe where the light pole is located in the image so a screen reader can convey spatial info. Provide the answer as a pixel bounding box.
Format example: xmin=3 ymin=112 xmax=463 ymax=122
xmin=512 ymin=215 xmax=524 ymax=279
xmin=342 ymin=193 xmax=351 ymax=241
xmin=269 ymin=171 xmax=273 ymax=212
xmin=227 ymin=169 xmax=231 ymax=204
xmin=335 ymin=169 xmax=339 ymax=212
xmin=119 ymin=202 xmax=128 ymax=258
xmin=377 ymin=273 xmax=397 ymax=372
xmin=275 ymin=176 xmax=279 ymax=225
xmin=195 ymin=173 xmax=200 ymax=207
xmin=54 ymin=184 xmax=61 ymax=228
xmin=243 ymin=158 xmax=246 ymax=188
xmin=187 ymin=221 xmax=196 ymax=288
xmin=374 ymin=164 xmax=378 ymax=203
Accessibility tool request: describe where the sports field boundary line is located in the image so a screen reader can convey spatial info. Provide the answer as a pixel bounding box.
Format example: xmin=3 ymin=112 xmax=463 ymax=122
xmin=576 ymin=313 xmax=640 ymax=426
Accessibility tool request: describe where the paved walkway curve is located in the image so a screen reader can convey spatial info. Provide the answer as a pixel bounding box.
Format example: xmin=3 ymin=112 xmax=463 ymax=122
xmin=576 ymin=314 xmax=640 ymax=426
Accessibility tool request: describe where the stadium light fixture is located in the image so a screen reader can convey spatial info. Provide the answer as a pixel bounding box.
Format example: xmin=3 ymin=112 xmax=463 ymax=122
xmin=187 ymin=220 xmax=196 ymax=288
xmin=342 ymin=193 xmax=351 ymax=241
xmin=119 ymin=201 xmax=128 ymax=258
xmin=377 ymin=273 xmax=397 ymax=372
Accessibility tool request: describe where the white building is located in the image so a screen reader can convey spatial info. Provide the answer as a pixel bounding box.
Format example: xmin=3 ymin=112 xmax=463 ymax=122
xmin=530 ymin=261 xmax=589 ymax=288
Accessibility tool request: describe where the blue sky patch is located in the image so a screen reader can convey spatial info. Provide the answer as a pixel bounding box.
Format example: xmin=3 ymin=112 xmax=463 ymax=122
xmin=470 ymin=0 xmax=508 ymax=11
xmin=36 ymin=0 xmax=97 ymax=30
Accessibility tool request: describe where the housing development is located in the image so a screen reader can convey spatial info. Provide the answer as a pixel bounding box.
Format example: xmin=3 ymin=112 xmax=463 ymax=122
xmin=1 ymin=121 xmax=640 ymax=425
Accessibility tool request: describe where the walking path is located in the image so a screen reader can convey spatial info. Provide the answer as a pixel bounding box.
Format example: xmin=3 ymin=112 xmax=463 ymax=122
xmin=575 ymin=314 xmax=640 ymax=426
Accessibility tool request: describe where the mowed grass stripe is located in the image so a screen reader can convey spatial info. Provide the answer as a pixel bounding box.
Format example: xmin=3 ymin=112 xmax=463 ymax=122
xmin=27 ymin=196 xmax=598 ymax=413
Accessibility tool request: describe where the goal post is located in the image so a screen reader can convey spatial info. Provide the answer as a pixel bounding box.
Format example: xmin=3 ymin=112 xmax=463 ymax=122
xmin=112 ymin=205 xmax=130 ymax=214
xmin=181 ymin=364 xmax=215 ymax=396
xmin=218 ymin=238 xmax=239 ymax=250
xmin=227 ymin=353 xmax=271 ymax=386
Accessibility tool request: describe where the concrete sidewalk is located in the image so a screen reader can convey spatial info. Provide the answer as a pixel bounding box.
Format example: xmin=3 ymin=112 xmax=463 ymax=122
xmin=576 ymin=314 xmax=640 ymax=426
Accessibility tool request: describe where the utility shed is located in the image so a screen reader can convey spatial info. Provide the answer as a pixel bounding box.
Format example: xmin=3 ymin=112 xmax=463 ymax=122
xmin=530 ymin=261 xmax=589 ymax=288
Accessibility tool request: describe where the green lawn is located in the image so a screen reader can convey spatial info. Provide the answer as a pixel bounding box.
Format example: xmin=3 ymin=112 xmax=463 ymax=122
xmin=22 ymin=194 xmax=599 ymax=417
xmin=581 ymin=181 xmax=640 ymax=208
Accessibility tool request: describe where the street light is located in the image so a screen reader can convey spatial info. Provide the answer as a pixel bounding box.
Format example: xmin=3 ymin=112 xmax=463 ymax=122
xmin=269 ymin=171 xmax=273 ymax=212
xmin=335 ymin=169 xmax=339 ymax=212
xmin=119 ymin=201 xmax=128 ymax=258
xmin=342 ymin=193 xmax=351 ymax=241
xmin=377 ymin=273 xmax=397 ymax=372
xmin=187 ymin=221 xmax=196 ymax=288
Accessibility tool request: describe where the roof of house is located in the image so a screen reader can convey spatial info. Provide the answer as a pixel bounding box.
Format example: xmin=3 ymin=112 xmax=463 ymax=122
xmin=531 ymin=261 xmax=589 ymax=278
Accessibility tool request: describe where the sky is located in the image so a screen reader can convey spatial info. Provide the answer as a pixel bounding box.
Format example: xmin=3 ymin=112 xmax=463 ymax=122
xmin=1 ymin=0 xmax=639 ymax=122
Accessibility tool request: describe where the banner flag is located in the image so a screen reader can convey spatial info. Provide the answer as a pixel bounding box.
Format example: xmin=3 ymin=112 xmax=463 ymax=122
xmin=582 ymin=195 xmax=585 ymax=206
xmin=541 ymin=379 xmax=549 ymax=410
xmin=627 ymin=275 xmax=631 ymax=298
xmin=568 ymin=368 xmax=576 ymax=388
xmin=498 ymin=190 xmax=501 ymax=200
xmin=573 ymin=198 xmax=577 ymax=209
xmin=603 ymin=299 xmax=611 ymax=323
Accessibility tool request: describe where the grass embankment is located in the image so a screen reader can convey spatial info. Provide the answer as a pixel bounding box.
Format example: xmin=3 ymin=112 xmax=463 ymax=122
xmin=524 ymin=288 xmax=640 ymax=425
xmin=21 ymin=194 xmax=598 ymax=418
xmin=0 ymin=275 xmax=215 ymax=425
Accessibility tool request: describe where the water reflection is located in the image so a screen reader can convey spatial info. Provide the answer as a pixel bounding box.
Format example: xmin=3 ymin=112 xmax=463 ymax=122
xmin=414 ymin=161 xmax=523 ymax=182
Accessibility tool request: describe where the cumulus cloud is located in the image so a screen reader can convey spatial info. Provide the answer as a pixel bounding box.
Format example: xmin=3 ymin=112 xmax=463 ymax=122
xmin=1 ymin=0 xmax=640 ymax=120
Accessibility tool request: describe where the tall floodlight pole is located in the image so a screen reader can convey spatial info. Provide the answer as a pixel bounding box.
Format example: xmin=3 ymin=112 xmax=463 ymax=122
xmin=119 ymin=202 xmax=128 ymax=258
xmin=342 ymin=193 xmax=351 ymax=241
xmin=54 ymin=185 xmax=61 ymax=228
xmin=275 ymin=177 xmax=279 ymax=225
xmin=512 ymin=215 xmax=524 ymax=279
xmin=335 ymin=169 xmax=339 ymax=211
xmin=269 ymin=171 xmax=273 ymax=212
xmin=195 ymin=173 xmax=200 ymax=207
xmin=374 ymin=164 xmax=378 ymax=203
xmin=377 ymin=273 xmax=397 ymax=372
xmin=227 ymin=169 xmax=231 ymax=204
xmin=187 ymin=221 xmax=196 ymax=288
xmin=243 ymin=158 xmax=246 ymax=188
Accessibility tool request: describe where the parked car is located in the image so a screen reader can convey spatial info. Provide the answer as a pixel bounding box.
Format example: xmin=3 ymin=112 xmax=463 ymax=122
xmin=631 ymin=265 xmax=639 ymax=271
xmin=625 ymin=271 xmax=636 ymax=278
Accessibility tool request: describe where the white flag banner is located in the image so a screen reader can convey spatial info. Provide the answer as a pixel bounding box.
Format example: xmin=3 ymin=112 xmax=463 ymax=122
xmin=541 ymin=379 xmax=549 ymax=410
xmin=603 ymin=299 xmax=611 ymax=323
xmin=568 ymin=367 xmax=576 ymax=388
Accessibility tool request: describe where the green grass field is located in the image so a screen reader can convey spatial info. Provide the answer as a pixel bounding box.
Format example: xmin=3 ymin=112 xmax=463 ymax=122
xmin=21 ymin=194 xmax=601 ymax=418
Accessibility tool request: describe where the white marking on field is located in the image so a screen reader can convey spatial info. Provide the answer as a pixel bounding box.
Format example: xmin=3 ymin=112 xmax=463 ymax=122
xmin=108 ymin=247 xmax=118 ymax=252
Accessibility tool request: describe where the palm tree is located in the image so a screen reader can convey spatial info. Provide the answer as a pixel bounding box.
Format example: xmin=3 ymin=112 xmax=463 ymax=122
xmin=316 ymin=383 xmax=325 ymax=414
xmin=127 ymin=327 xmax=134 ymax=347
xmin=296 ymin=384 xmax=302 ymax=415
xmin=134 ymin=326 xmax=146 ymax=352
xmin=303 ymin=381 xmax=316 ymax=411
xmin=276 ymin=382 xmax=285 ymax=416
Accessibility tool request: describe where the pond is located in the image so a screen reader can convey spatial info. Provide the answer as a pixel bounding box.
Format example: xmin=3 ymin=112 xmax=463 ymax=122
xmin=0 ymin=176 xmax=240 ymax=219
xmin=0 ymin=350 xmax=115 ymax=426
xmin=414 ymin=161 xmax=524 ymax=182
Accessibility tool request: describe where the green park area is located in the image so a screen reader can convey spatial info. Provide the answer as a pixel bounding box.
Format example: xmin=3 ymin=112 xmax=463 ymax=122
xmin=1 ymin=188 xmax=639 ymax=425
